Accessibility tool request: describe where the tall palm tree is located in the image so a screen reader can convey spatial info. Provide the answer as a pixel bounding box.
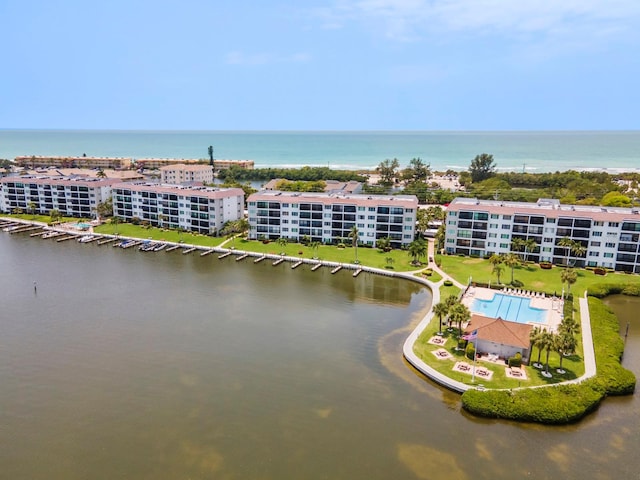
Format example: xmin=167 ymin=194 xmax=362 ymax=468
xmin=510 ymin=237 xmax=526 ymax=261
xmin=376 ymin=236 xmax=392 ymax=252
xmin=350 ymin=226 xmax=360 ymax=264
xmin=444 ymin=295 xmax=459 ymax=329
xmin=408 ymin=237 xmax=428 ymax=266
xmin=557 ymin=237 xmax=574 ymax=266
xmin=432 ymin=301 xmax=450 ymax=335
xmin=560 ymin=268 xmax=578 ymax=293
xmin=449 ymin=302 xmax=471 ymax=338
xmin=523 ymin=238 xmax=538 ymax=262
xmin=309 ymin=241 xmax=320 ymax=259
xmin=503 ymin=252 xmax=520 ymax=285
xmin=555 ymin=331 xmax=577 ymax=373
xmin=492 ymin=262 xmax=504 ymax=285
xmin=528 ymin=326 xmax=542 ymax=366
xmin=540 ymin=330 xmax=556 ymax=375
xmin=569 ymin=241 xmax=586 ymax=266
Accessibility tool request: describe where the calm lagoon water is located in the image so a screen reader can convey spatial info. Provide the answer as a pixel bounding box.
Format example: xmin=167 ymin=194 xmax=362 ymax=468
xmin=1 ymin=232 xmax=639 ymax=479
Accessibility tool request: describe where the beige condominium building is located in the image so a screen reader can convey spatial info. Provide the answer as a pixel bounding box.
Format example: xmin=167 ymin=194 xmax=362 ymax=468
xmin=15 ymin=156 xmax=133 ymax=170
xmin=112 ymin=183 xmax=244 ymax=235
xmin=247 ymin=191 xmax=418 ymax=248
xmin=159 ymin=164 xmax=214 ymax=184
xmin=0 ymin=176 xmax=116 ymax=218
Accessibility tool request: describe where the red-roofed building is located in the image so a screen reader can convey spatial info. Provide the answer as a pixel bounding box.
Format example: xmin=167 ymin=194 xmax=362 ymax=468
xmin=464 ymin=314 xmax=534 ymax=362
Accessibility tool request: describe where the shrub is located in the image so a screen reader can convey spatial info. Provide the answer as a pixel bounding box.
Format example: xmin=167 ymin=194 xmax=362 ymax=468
xmin=539 ymin=262 xmax=552 ymax=270
xmin=511 ymin=279 xmax=524 ymax=288
xmin=424 ymin=268 xmax=433 ymax=276
xmin=131 ymin=217 xmax=141 ymax=225
xmin=508 ymin=352 xmax=522 ymax=368
xmin=465 ymin=342 xmax=476 ymax=360
xmin=443 ymin=279 xmax=453 ymax=286
xmin=594 ymin=267 xmax=607 ymax=276
xmin=461 ymin=297 xmax=636 ymax=424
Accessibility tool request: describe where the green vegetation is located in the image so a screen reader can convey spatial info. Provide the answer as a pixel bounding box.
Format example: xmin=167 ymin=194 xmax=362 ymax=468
xmin=234 ymin=239 xmax=421 ymax=271
xmin=461 ymin=297 xmax=636 ymax=424
xmin=2 ymin=213 xmax=82 ymax=224
xmin=217 ymin=166 xmax=366 ymax=183
xmin=436 ymin=254 xmax=640 ymax=297
xmin=93 ymin=223 xmax=227 ymax=247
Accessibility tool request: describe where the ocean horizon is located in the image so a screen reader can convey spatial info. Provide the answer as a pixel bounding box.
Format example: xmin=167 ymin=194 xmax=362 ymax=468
xmin=1 ymin=129 xmax=639 ymax=174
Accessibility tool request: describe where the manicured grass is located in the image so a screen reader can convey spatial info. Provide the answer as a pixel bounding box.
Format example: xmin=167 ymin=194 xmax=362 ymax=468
xmin=461 ymin=297 xmax=636 ymax=424
xmin=436 ymin=254 xmax=640 ymax=297
xmin=2 ymin=213 xmax=82 ymax=224
xmin=93 ymin=223 xmax=227 ymax=247
xmin=439 ymin=283 xmax=462 ymax=300
xmin=412 ymin=303 xmax=584 ymax=390
xmin=234 ymin=239 xmax=421 ymax=271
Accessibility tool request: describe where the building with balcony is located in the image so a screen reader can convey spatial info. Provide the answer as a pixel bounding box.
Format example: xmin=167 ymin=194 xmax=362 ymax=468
xmin=247 ymin=191 xmax=418 ymax=247
xmin=159 ymin=164 xmax=214 ymax=184
xmin=15 ymin=156 xmax=133 ymax=170
xmin=444 ymin=197 xmax=640 ymax=273
xmin=0 ymin=176 xmax=116 ymax=218
xmin=111 ymin=183 xmax=244 ymax=235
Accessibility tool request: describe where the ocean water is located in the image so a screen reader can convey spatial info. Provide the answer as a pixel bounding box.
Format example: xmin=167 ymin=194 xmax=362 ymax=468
xmin=1 ymin=130 xmax=639 ymax=173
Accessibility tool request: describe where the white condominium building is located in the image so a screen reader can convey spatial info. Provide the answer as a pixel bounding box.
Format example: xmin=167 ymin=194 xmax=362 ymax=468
xmin=247 ymin=191 xmax=418 ymax=247
xmin=159 ymin=164 xmax=214 ymax=184
xmin=111 ymin=183 xmax=244 ymax=235
xmin=445 ymin=197 xmax=640 ymax=273
xmin=0 ymin=176 xmax=116 ymax=218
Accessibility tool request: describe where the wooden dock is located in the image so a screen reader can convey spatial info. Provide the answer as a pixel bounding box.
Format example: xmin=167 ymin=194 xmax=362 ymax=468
xmin=254 ymin=256 xmax=266 ymax=263
xmin=97 ymin=238 xmax=118 ymax=245
xmin=12 ymin=225 xmax=42 ymax=234
xmin=200 ymin=249 xmax=215 ymax=257
xmin=182 ymin=247 xmax=196 ymax=254
xmin=352 ymin=268 xmax=363 ymax=277
xmin=235 ymin=253 xmax=249 ymax=261
xmin=56 ymin=235 xmax=77 ymax=242
xmin=30 ymin=231 xmax=47 ymax=237
xmin=331 ymin=266 xmax=342 ymax=274
xmin=218 ymin=251 xmax=232 ymax=259
xmin=165 ymin=244 xmax=181 ymax=252
xmin=122 ymin=240 xmax=142 ymax=249
xmin=291 ymin=261 xmax=303 ymax=269
xmin=311 ymin=263 xmax=322 ymax=271
xmin=272 ymin=258 xmax=284 ymax=266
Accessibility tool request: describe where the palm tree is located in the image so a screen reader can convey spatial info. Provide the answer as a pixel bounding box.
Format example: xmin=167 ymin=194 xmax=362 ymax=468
xmin=408 ymin=237 xmax=428 ymax=266
xmin=28 ymin=201 xmax=37 ymax=218
xmin=111 ymin=216 xmax=120 ymax=235
xmin=523 ymin=238 xmax=538 ymax=262
xmin=385 ymin=256 xmax=395 ymax=269
xmin=350 ymin=226 xmax=360 ymax=264
xmin=569 ymin=241 xmax=586 ymax=266
xmin=559 ymin=315 xmax=580 ymax=339
xmin=49 ymin=209 xmax=61 ymax=224
xmin=557 ymin=237 xmax=574 ymax=266
xmin=376 ymin=236 xmax=392 ymax=252
xmin=444 ymin=294 xmax=459 ymax=329
xmin=555 ymin=331 xmax=577 ymax=373
xmin=540 ymin=330 xmax=556 ymax=375
xmin=277 ymin=237 xmax=288 ymax=253
xmin=560 ymin=268 xmax=578 ymax=293
xmin=309 ymin=241 xmax=320 ymax=259
xmin=510 ymin=237 xmax=526 ymax=261
xmin=96 ymin=169 xmax=107 ymax=179
xmin=492 ymin=262 xmax=504 ymax=285
xmin=503 ymin=252 xmax=520 ymax=285
xmin=528 ymin=327 xmax=542 ymax=366
xmin=432 ymin=301 xmax=450 ymax=335
xmin=449 ymin=302 xmax=471 ymax=338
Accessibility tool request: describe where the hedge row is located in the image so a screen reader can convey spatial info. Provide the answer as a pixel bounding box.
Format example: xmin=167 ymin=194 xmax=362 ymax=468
xmin=460 ymin=297 xmax=636 ymax=424
xmin=586 ymin=283 xmax=640 ymax=298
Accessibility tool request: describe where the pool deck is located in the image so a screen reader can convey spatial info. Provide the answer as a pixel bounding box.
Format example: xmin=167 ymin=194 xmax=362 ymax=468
xmin=461 ymin=286 xmax=563 ymax=332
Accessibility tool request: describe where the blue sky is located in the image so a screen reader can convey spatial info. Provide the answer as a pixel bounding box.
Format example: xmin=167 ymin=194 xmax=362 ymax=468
xmin=2 ymin=0 xmax=639 ymax=130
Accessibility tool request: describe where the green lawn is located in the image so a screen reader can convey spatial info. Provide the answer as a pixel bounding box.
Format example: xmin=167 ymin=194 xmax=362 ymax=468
xmin=436 ymin=254 xmax=640 ymax=297
xmin=2 ymin=213 xmax=83 ymax=224
xmin=413 ymin=308 xmax=585 ymax=389
xmin=93 ymin=223 xmax=227 ymax=247
xmin=234 ymin=239 xmax=422 ymax=271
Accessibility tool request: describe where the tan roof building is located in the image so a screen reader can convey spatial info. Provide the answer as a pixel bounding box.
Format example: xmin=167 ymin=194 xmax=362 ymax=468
xmin=159 ymin=164 xmax=213 ymax=184
xmin=464 ymin=314 xmax=533 ymax=361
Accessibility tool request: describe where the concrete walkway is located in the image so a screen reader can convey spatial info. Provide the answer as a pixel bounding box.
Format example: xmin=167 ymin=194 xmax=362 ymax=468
xmin=402 ymin=238 xmax=598 ymax=392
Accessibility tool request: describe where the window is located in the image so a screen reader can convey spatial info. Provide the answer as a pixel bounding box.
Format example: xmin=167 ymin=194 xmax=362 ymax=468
xmin=503 ymin=215 xmax=511 ymax=220
xmin=500 ymin=234 xmax=509 ymax=239
xmin=543 ymin=247 xmax=552 ymax=252
xmin=358 ymin=206 xmax=365 ymax=211
xmin=489 ymin=223 xmax=498 ymax=228
xmin=589 ymin=252 xmax=600 ymax=257
xmin=500 ymin=243 xmax=509 ymax=249
xmin=608 ymin=222 xmax=619 ymax=227
xmin=367 ymin=224 xmax=374 ymax=228
xmin=546 ymin=218 xmax=556 ymax=223
xmin=604 ymin=252 xmax=614 ymax=258
xmin=593 ymin=221 xmax=604 ymax=226
xmin=449 ymin=211 xmax=457 ymax=217
xmin=502 ymin=224 xmax=510 ymax=229
xmin=488 ymin=233 xmax=497 ymax=238
xmin=404 ymin=234 xmax=412 ymax=239
xmin=593 ymin=231 xmax=602 ymax=237
xmin=490 ymin=214 xmax=499 ymax=219
xmin=448 ymin=220 xmax=457 ymax=225
xmin=404 ymin=225 xmax=412 ymax=230
xmin=605 ymin=242 xmax=616 ymax=248
xmin=590 ymin=241 xmax=601 ymax=247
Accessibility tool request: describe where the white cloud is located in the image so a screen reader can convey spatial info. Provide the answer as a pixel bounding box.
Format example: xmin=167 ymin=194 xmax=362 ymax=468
xmin=225 ymin=51 xmax=311 ymax=66
xmin=314 ymin=0 xmax=640 ymax=46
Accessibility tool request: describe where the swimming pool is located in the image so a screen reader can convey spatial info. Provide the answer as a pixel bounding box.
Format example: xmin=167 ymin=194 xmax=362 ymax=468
xmin=471 ymin=294 xmax=547 ymax=324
